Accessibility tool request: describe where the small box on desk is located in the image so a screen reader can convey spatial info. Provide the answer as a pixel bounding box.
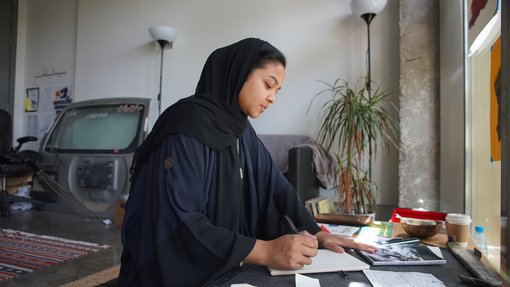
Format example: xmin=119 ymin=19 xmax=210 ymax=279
xmin=391 ymin=207 xmax=447 ymax=222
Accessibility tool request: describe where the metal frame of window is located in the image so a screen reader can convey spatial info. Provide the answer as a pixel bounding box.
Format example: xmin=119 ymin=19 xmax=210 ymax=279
xmin=501 ymin=0 xmax=510 ymax=276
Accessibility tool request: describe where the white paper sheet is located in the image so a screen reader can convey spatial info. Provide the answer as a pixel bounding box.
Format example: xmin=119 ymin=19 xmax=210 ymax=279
xmin=295 ymin=274 xmax=321 ymax=287
xmin=319 ymin=224 xmax=360 ymax=237
xmin=363 ymin=270 xmax=445 ymax=287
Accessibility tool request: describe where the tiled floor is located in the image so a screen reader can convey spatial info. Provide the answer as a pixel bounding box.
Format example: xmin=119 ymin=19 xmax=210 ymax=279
xmin=0 ymin=208 xmax=122 ymax=287
xmin=0 ymin=202 xmax=395 ymax=287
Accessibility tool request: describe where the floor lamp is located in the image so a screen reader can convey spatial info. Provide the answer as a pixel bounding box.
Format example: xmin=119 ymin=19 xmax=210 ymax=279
xmin=350 ymin=0 xmax=387 ymax=180
xmin=149 ymin=25 xmax=177 ymax=115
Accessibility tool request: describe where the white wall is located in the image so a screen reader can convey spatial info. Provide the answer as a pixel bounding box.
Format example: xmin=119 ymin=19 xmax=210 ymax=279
xmin=15 ymin=0 xmax=400 ymax=205
xmin=14 ymin=0 xmax=78 ymax=148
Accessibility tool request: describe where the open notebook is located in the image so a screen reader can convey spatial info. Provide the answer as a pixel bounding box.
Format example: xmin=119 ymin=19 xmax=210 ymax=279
xmin=268 ymin=249 xmax=370 ymax=276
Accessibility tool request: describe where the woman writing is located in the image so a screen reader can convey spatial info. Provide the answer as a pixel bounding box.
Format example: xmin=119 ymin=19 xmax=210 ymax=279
xmin=119 ymin=38 xmax=377 ymax=286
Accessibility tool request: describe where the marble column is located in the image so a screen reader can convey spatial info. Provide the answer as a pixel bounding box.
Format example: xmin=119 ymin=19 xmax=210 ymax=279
xmin=398 ymin=0 xmax=440 ymax=210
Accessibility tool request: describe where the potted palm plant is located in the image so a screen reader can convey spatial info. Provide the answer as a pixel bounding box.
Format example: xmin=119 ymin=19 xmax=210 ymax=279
xmin=310 ymin=78 xmax=398 ymax=215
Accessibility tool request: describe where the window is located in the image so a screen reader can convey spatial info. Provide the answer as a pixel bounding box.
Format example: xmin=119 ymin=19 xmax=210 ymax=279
xmin=44 ymin=103 xmax=145 ymax=154
xmin=466 ymin=0 xmax=502 ymax=272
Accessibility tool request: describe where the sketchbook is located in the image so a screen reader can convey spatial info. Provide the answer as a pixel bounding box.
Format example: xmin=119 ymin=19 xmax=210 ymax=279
xmin=357 ymin=243 xmax=446 ymax=266
xmin=268 ymin=249 xmax=370 ymax=276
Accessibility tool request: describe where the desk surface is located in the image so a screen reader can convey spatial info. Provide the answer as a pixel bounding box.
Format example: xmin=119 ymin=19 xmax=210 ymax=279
xmin=206 ymin=222 xmax=483 ymax=287
xmin=206 ymin=247 xmax=474 ymax=287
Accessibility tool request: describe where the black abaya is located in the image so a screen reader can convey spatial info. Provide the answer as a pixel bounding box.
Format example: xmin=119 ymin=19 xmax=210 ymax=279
xmin=119 ymin=38 xmax=320 ymax=286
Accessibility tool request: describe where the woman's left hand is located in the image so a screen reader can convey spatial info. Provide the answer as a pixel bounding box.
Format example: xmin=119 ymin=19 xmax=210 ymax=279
xmin=314 ymin=231 xmax=379 ymax=253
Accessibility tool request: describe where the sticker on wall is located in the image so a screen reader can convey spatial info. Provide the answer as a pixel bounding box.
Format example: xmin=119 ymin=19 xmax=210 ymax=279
xmin=53 ymin=86 xmax=72 ymax=112
xmin=34 ymin=67 xmax=67 ymax=81
xmin=25 ymin=87 xmax=39 ymax=112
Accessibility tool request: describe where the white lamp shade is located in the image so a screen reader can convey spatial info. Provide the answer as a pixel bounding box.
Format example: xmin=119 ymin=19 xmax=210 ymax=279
xmin=350 ymin=0 xmax=387 ymax=17
xmin=149 ymin=25 xmax=178 ymax=43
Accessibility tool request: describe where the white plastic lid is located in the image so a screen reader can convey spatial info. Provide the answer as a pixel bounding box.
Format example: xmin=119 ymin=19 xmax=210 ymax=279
xmin=445 ymin=213 xmax=472 ymax=224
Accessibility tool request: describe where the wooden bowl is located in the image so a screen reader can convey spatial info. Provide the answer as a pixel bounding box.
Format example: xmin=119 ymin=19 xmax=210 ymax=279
xmin=400 ymin=218 xmax=443 ymax=238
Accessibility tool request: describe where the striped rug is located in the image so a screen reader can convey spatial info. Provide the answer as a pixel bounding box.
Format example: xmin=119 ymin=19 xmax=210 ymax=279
xmin=0 ymin=228 xmax=109 ymax=281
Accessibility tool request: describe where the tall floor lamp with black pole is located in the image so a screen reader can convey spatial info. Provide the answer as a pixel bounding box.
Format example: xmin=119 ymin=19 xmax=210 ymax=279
xmin=349 ymin=0 xmax=387 ymax=180
xmin=148 ymin=25 xmax=178 ymax=115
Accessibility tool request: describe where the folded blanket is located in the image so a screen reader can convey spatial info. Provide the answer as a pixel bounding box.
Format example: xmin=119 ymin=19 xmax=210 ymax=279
xmin=296 ymin=143 xmax=334 ymax=189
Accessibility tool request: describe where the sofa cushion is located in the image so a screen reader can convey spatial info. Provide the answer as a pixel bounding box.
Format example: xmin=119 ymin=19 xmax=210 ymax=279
xmin=258 ymin=134 xmax=333 ymax=189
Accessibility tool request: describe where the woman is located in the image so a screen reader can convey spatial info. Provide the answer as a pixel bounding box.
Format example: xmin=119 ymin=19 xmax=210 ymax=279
xmin=119 ymin=38 xmax=377 ymax=286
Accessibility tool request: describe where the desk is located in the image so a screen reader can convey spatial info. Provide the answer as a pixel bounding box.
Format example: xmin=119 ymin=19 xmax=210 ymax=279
xmin=206 ymin=248 xmax=474 ymax=287
xmin=205 ymin=223 xmax=479 ymax=287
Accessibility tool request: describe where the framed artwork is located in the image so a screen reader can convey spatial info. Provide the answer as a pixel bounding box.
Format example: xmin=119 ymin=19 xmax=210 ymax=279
xmin=26 ymin=87 xmax=39 ymax=112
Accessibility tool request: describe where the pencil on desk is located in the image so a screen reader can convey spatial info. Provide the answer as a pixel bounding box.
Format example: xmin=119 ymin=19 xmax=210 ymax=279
xmin=338 ymin=270 xmax=348 ymax=279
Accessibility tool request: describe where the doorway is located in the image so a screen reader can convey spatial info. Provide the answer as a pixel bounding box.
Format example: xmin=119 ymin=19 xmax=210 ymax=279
xmin=0 ymin=0 xmax=17 ymax=114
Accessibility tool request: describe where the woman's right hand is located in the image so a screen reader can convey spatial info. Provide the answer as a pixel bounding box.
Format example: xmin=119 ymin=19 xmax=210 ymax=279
xmin=244 ymin=231 xmax=318 ymax=270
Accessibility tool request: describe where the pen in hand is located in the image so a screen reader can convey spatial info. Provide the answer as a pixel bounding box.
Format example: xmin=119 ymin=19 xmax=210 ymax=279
xmin=284 ymin=215 xmax=299 ymax=234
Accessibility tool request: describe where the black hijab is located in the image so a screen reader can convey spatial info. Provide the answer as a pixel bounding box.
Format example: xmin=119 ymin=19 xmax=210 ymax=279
xmin=130 ymin=38 xmax=267 ymax=179
xmin=120 ymin=39 xmax=323 ymax=286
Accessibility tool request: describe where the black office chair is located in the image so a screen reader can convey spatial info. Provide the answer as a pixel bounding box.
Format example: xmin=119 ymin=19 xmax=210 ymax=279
xmin=0 ymin=109 xmax=44 ymax=217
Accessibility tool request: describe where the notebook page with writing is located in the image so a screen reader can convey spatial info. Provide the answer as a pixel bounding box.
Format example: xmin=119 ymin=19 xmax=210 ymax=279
xmin=268 ymin=249 xmax=370 ymax=276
